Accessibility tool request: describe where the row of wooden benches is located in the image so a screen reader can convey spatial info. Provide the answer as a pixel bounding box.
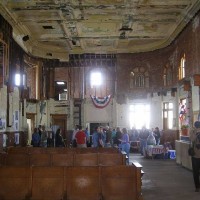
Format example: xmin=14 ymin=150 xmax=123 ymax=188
xmin=0 ymin=153 xmax=127 ymax=166
xmin=6 ymin=147 xmax=119 ymax=154
xmin=0 ymin=164 xmax=143 ymax=200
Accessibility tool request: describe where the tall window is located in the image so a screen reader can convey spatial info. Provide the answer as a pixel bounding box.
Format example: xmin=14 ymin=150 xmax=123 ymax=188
xmin=163 ymin=64 xmax=173 ymax=86
xmin=15 ymin=73 xmax=26 ymax=87
xmin=163 ymin=102 xmax=173 ymax=130
xmin=135 ymin=74 xmax=145 ymax=87
xmin=129 ymin=104 xmax=150 ymax=129
xmin=179 ymin=54 xmax=186 ymax=80
xmin=130 ymin=67 xmax=149 ymax=89
xmin=90 ymin=72 xmax=102 ymax=88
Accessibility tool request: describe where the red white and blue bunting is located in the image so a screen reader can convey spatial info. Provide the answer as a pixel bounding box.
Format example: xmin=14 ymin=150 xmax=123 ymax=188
xmin=90 ymin=95 xmax=111 ymax=109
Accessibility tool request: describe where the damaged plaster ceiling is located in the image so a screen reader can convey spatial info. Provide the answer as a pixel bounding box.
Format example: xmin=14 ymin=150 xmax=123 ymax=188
xmin=1 ymin=0 xmax=200 ymax=61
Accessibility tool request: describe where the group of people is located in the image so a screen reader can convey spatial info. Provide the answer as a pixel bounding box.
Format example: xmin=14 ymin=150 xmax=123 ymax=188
xmin=31 ymin=121 xmax=200 ymax=192
xmin=32 ymin=125 xmax=64 ymax=147
xmin=128 ymin=126 xmax=161 ymax=155
xmin=70 ymin=125 xmax=131 ymax=163
xmin=90 ymin=126 xmax=130 ymax=163
xmin=31 ymin=125 xmax=48 ymax=147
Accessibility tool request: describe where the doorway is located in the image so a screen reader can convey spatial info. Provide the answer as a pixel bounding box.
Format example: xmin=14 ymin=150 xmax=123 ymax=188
xmin=26 ymin=113 xmax=36 ymax=144
xmin=51 ymin=114 xmax=68 ymax=145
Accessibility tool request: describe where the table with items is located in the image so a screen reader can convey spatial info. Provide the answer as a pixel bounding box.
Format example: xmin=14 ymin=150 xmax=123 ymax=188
xmin=145 ymin=145 xmax=167 ymax=159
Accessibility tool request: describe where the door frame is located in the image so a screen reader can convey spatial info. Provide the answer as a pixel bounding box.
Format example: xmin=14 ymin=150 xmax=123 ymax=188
xmin=51 ymin=114 xmax=68 ymax=134
xmin=26 ymin=113 xmax=36 ymax=143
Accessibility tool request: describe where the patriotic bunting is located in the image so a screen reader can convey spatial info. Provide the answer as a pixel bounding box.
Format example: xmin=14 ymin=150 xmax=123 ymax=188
xmin=90 ymin=94 xmax=111 ymax=109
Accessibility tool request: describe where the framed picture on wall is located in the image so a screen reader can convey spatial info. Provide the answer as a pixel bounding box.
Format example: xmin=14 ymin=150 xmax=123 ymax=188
xmin=15 ymin=110 xmax=19 ymax=121
xmin=14 ymin=133 xmax=19 ymax=145
xmin=15 ymin=122 xmax=18 ymax=131
xmin=0 ymin=118 xmax=6 ymax=131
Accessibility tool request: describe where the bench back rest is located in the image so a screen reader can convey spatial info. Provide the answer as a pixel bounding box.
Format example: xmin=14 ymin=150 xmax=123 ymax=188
xmin=30 ymin=154 xmax=51 ymax=166
xmin=98 ymin=153 xmax=125 ymax=165
xmin=101 ymin=166 xmax=137 ymax=200
xmin=65 ymin=166 xmax=100 ymax=200
xmin=74 ymin=153 xmax=98 ymax=166
xmin=0 ymin=165 xmax=142 ymax=200
xmin=3 ymin=152 xmax=126 ymax=166
xmin=51 ymin=153 xmax=74 ymax=166
xmin=7 ymin=147 xmax=29 ymax=154
xmin=0 ymin=167 xmax=31 ymax=200
xmin=5 ymin=154 xmax=30 ymax=166
xmin=32 ymin=166 xmax=65 ymax=200
xmin=7 ymin=147 xmax=119 ymax=154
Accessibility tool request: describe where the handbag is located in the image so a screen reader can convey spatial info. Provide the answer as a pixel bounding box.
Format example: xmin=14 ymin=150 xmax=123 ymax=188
xmin=188 ymin=147 xmax=195 ymax=156
xmin=188 ymin=141 xmax=195 ymax=156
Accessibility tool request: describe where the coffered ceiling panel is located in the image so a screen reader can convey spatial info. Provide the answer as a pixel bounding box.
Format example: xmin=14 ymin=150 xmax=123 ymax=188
xmin=1 ymin=0 xmax=200 ymax=61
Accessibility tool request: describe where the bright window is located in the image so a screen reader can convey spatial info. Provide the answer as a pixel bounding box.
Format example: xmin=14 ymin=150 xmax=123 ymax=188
xmin=179 ymin=54 xmax=186 ymax=80
xmin=163 ymin=102 xmax=173 ymax=129
xmin=90 ymin=72 xmax=102 ymax=87
xmin=15 ymin=74 xmax=21 ymax=86
xmin=129 ymin=104 xmax=150 ymax=129
xmin=15 ymin=73 xmax=26 ymax=86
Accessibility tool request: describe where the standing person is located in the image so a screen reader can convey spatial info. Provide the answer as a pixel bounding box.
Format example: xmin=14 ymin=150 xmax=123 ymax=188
xmin=119 ymin=128 xmax=130 ymax=164
xmin=31 ymin=127 xmax=40 ymax=147
xmin=105 ymin=126 xmax=112 ymax=147
xmin=154 ymin=127 xmax=161 ymax=145
xmin=75 ymin=125 xmax=87 ymax=148
xmin=114 ymin=127 xmax=122 ymax=147
xmin=85 ymin=127 xmax=90 ymax=147
xmin=111 ymin=128 xmax=116 ymax=146
xmin=38 ymin=125 xmax=42 ymax=138
xmin=55 ymin=128 xmax=65 ymax=147
xmin=100 ymin=127 xmax=106 ymax=147
xmin=98 ymin=127 xmax=104 ymax=148
xmin=139 ymin=126 xmax=149 ymax=155
xmin=130 ymin=127 xmax=139 ymax=142
xmin=40 ymin=125 xmax=47 ymax=147
xmin=92 ymin=126 xmax=100 ymax=147
xmin=72 ymin=125 xmax=79 ymax=147
xmin=190 ymin=121 xmax=200 ymax=192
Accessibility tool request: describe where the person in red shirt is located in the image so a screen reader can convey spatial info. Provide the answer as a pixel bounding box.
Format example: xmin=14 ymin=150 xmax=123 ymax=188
xmin=75 ymin=125 xmax=87 ymax=148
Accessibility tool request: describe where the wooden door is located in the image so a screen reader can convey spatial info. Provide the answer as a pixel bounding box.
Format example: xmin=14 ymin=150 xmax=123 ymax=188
xmin=51 ymin=114 xmax=68 ymax=145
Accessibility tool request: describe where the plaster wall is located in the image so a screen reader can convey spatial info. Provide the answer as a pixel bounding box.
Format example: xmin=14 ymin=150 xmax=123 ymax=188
xmin=84 ymin=98 xmax=113 ymax=124
xmin=192 ymin=85 xmax=199 ymax=113
xmin=0 ymin=86 xmax=7 ymax=132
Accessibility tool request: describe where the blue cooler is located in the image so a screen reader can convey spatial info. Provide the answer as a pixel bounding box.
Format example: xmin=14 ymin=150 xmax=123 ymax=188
xmin=168 ymin=150 xmax=176 ymax=159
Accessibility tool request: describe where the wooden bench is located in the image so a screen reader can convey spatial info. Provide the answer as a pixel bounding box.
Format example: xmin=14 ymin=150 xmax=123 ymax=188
xmin=31 ymin=166 xmax=65 ymax=200
xmin=101 ymin=165 xmax=143 ymax=200
xmin=6 ymin=147 xmax=119 ymax=155
xmin=98 ymin=153 xmax=126 ymax=165
xmin=5 ymin=154 xmax=30 ymax=166
xmin=30 ymin=154 xmax=51 ymax=166
xmin=3 ymin=152 xmax=126 ymax=167
xmin=0 ymin=164 xmax=143 ymax=200
xmin=51 ymin=153 xmax=74 ymax=166
xmin=65 ymin=166 xmax=100 ymax=200
xmin=7 ymin=146 xmax=29 ymax=154
xmin=74 ymin=153 xmax=98 ymax=166
xmin=0 ymin=167 xmax=31 ymax=200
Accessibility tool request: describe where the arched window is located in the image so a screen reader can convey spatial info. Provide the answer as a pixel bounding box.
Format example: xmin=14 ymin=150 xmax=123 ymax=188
xmin=130 ymin=67 xmax=149 ymax=88
xmin=163 ymin=64 xmax=173 ymax=86
xmin=179 ymin=54 xmax=186 ymax=80
xmin=135 ymin=74 xmax=144 ymax=87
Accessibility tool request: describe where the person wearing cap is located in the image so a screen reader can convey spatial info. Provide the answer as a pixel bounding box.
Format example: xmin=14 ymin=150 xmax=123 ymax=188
xmin=190 ymin=121 xmax=200 ymax=192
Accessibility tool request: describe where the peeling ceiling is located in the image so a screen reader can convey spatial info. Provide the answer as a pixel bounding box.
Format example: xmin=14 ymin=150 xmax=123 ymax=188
xmin=1 ymin=0 xmax=200 ymax=61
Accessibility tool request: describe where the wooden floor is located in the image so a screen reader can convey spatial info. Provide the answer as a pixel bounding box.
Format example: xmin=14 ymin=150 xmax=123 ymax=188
xmin=130 ymin=153 xmax=199 ymax=200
